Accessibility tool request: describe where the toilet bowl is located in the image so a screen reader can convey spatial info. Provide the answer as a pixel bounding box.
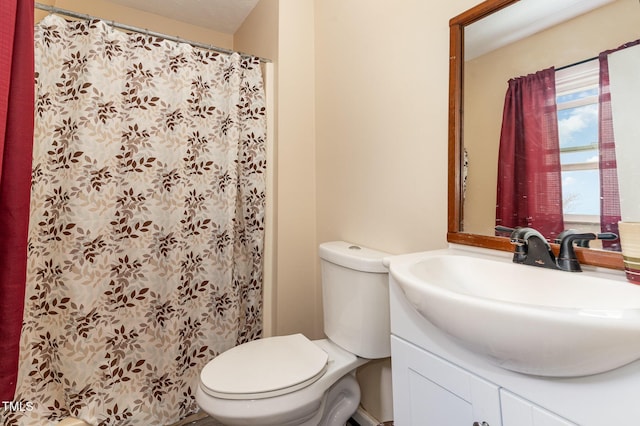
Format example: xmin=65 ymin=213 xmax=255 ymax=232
xmin=196 ymin=241 xmax=391 ymax=426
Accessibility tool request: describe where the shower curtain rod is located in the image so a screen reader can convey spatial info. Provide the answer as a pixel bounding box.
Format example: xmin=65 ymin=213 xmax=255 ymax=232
xmin=34 ymin=2 xmax=271 ymax=63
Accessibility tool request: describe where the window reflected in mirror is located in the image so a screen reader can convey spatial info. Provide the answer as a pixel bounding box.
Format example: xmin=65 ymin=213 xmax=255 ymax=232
xmin=460 ymin=0 xmax=639 ymax=255
xmin=556 ymin=61 xmax=602 ymax=241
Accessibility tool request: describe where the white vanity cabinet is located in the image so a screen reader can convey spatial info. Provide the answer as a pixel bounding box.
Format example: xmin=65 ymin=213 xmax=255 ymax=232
xmin=500 ymin=390 xmax=576 ymax=426
xmin=391 ymin=336 xmax=501 ymax=426
xmin=391 ymin=336 xmax=577 ymax=426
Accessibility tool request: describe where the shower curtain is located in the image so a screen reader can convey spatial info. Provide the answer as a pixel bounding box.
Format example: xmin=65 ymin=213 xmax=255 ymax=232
xmin=7 ymin=15 xmax=266 ymax=426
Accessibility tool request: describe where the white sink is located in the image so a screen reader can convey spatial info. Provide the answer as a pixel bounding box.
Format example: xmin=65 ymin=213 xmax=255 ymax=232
xmin=388 ymin=249 xmax=640 ymax=377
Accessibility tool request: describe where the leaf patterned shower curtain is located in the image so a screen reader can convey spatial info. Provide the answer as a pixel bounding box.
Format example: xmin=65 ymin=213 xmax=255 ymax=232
xmin=8 ymin=15 xmax=266 ymax=426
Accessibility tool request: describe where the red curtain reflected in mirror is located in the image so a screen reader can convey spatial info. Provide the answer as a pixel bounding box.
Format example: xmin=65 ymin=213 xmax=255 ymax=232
xmin=495 ymin=67 xmax=564 ymax=240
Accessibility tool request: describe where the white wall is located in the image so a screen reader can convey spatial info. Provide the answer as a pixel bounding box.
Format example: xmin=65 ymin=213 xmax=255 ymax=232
xmin=237 ymin=0 xmax=322 ymax=339
xmin=315 ymin=0 xmax=477 ymax=255
xmin=313 ymin=0 xmax=481 ymax=345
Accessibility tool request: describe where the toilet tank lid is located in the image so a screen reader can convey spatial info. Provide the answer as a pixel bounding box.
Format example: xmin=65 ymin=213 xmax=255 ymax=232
xmin=319 ymin=241 xmax=390 ymax=273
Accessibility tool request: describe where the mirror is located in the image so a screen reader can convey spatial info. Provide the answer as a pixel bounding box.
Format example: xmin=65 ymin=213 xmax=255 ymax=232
xmin=447 ymin=0 xmax=639 ymax=269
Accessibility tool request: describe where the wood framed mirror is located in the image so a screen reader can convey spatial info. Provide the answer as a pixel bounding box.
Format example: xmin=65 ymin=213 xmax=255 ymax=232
xmin=447 ymin=0 xmax=632 ymax=270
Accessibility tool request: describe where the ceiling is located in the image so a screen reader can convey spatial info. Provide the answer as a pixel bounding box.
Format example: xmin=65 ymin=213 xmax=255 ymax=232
xmin=465 ymin=0 xmax=616 ymax=60
xmin=107 ymin=0 xmax=260 ymax=34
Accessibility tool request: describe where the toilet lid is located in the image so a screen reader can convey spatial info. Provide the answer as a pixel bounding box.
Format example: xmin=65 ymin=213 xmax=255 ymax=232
xmin=200 ymin=334 xmax=329 ymax=400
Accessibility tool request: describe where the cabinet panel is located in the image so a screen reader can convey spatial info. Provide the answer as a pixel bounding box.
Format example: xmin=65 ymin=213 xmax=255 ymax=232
xmin=501 ymin=390 xmax=577 ymax=426
xmin=391 ymin=336 xmax=502 ymax=426
xmin=408 ymin=369 xmax=474 ymax=425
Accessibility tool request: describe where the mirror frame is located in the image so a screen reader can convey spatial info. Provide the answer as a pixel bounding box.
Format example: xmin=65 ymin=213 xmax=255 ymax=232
xmin=447 ymin=0 xmax=624 ymax=270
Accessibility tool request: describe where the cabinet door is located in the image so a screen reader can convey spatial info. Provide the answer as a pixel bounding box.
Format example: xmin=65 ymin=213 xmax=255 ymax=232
xmin=501 ymin=389 xmax=577 ymax=426
xmin=391 ymin=336 xmax=502 ymax=426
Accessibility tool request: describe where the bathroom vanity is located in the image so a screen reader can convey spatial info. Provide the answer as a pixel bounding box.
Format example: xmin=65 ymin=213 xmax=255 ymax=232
xmin=398 ymin=0 xmax=640 ymax=422
xmin=388 ymin=246 xmax=640 ymax=426
xmin=390 ymin=338 xmax=573 ymax=426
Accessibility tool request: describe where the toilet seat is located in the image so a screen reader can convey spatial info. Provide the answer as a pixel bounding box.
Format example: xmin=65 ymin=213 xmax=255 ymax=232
xmin=200 ymin=334 xmax=329 ymax=400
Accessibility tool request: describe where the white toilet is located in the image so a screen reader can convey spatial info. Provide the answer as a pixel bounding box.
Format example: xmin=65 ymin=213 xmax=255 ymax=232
xmin=195 ymin=241 xmax=391 ymax=426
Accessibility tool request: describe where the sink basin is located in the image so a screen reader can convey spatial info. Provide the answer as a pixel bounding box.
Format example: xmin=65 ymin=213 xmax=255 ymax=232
xmin=389 ymin=249 xmax=640 ymax=377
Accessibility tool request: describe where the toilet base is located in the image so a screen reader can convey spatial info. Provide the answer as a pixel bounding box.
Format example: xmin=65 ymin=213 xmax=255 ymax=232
xmin=196 ymin=373 xmax=360 ymax=426
xmin=317 ymin=374 xmax=361 ymax=426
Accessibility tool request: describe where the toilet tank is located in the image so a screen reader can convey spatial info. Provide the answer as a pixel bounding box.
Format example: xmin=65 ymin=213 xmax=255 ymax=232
xmin=319 ymin=241 xmax=391 ymax=359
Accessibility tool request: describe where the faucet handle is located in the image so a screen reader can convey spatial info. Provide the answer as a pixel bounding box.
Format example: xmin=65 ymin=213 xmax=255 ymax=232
xmin=597 ymin=232 xmax=618 ymax=240
xmin=554 ymin=229 xmax=579 ymax=244
xmin=494 ymin=225 xmax=528 ymax=245
xmin=576 ymin=232 xmax=618 ymax=247
xmin=557 ymin=232 xmax=596 ymax=272
xmin=555 ymin=230 xmax=618 ymax=248
xmin=495 ymin=225 xmax=516 ymax=234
